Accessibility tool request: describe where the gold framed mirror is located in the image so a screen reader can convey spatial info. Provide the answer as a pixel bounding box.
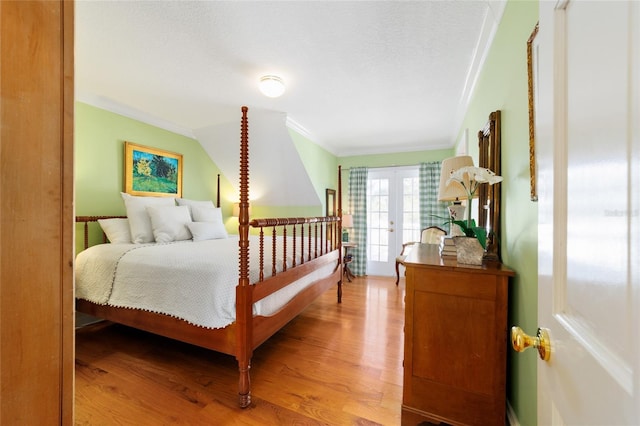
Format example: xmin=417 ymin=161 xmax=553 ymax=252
xmin=478 ymin=110 xmax=502 ymax=261
xmin=325 ymin=188 xmax=336 ymax=217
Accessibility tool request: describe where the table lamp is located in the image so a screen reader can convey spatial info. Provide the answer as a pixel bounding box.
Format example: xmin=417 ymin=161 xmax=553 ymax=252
xmin=342 ymin=214 xmax=353 ymax=242
xmin=437 ymin=156 xmax=475 ymax=236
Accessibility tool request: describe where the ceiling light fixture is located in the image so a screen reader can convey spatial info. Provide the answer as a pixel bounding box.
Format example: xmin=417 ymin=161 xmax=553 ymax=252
xmin=259 ymin=75 xmax=285 ymax=98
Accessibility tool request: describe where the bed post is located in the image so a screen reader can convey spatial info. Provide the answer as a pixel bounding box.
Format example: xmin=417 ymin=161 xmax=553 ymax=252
xmin=337 ymin=165 xmax=343 ymax=303
xmin=216 ymin=173 xmax=220 ymax=208
xmin=236 ymin=106 xmax=253 ymax=408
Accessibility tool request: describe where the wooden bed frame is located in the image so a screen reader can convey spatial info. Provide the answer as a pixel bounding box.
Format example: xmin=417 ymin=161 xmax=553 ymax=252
xmin=75 ymin=106 xmax=344 ymax=408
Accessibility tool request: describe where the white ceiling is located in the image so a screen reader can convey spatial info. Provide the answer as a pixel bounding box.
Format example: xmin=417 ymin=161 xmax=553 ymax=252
xmin=75 ymin=0 xmax=506 ymax=157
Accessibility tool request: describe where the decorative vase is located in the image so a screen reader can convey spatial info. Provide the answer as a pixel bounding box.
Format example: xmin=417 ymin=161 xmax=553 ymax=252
xmin=450 ymin=222 xmax=466 ymax=237
xmin=453 ymin=236 xmax=484 ymax=265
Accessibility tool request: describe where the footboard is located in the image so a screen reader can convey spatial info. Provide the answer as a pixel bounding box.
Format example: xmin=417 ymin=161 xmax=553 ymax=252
xmin=248 ymin=215 xmax=343 ymax=337
xmin=235 ymin=214 xmax=343 ymax=407
xmin=250 ymin=216 xmax=341 ymax=292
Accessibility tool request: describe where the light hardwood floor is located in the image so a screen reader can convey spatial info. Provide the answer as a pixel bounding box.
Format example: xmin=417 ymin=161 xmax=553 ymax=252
xmin=75 ymin=276 xmax=407 ymax=425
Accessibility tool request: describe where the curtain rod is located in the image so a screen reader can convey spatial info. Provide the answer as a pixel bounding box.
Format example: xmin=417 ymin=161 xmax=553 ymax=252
xmin=339 ymin=161 xmax=440 ymax=172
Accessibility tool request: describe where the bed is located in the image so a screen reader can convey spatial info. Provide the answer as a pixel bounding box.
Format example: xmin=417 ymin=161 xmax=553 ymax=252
xmin=75 ymin=106 xmax=344 ymax=408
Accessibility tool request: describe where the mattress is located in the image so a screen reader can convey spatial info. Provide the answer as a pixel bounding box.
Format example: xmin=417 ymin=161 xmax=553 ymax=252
xmin=75 ymin=236 xmax=336 ymax=329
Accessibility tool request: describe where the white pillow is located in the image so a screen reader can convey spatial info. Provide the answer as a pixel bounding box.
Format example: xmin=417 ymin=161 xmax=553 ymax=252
xmin=176 ymin=198 xmax=217 ymax=221
xmin=186 ymin=221 xmax=228 ymax=241
xmin=175 ymin=198 xmax=215 ymax=208
xmin=191 ymin=206 xmax=223 ymax=223
xmin=146 ymin=205 xmax=193 ymax=243
xmin=121 ymin=192 xmax=176 ymax=243
xmin=97 ymin=218 xmax=131 ymax=244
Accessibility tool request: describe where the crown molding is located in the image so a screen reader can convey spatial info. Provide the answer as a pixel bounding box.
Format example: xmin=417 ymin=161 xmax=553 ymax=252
xmin=452 ymin=0 xmax=507 ymax=141
xmin=76 ymin=91 xmax=196 ymax=139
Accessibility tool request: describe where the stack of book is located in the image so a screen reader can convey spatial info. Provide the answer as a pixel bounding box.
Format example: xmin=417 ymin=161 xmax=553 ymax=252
xmin=439 ymin=236 xmax=457 ymax=259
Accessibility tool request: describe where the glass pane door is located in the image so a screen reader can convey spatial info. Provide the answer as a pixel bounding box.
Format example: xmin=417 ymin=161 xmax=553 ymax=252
xmin=366 ymin=167 xmax=419 ymax=276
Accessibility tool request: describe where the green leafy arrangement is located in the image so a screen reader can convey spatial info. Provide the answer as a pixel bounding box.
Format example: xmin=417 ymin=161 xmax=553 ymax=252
xmin=440 ymin=166 xmax=503 ymax=250
xmin=451 ymin=218 xmax=487 ymax=249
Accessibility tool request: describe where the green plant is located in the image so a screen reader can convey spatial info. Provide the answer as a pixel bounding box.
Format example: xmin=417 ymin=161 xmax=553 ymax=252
xmin=451 ymin=218 xmax=487 ymax=249
xmin=444 ymin=166 xmax=503 ymax=250
xmin=432 ymin=214 xmax=488 ymax=249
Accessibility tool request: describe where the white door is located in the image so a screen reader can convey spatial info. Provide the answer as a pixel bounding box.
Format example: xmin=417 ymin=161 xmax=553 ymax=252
xmin=366 ymin=167 xmax=420 ymax=276
xmin=534 ymin=1 xmax=640 ymax=424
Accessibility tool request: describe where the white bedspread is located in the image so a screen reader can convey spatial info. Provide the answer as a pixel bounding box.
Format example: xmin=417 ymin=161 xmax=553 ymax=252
xmin=75 ymin=236 xmax=336 ymax=329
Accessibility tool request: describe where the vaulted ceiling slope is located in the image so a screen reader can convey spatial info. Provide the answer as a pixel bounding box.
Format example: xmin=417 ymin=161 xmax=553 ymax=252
xmin=75 ymin=1 xmax=506 ymax=157
xmin=193 ymin=110 xmax=319 ymax=206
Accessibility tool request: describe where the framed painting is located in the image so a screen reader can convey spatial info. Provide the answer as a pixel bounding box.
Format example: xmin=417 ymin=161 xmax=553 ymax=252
xmin=124 ymin=141 xmax=183 ymax=197
xmin=527 ymin=21 xmax=539 ymax=202
xmin=325 ymin=188 xmax=336 ymax=216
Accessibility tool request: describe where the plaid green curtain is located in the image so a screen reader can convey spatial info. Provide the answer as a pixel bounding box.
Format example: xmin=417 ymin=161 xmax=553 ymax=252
xmin=348 ymin=167 xmax=368 ymax=276
xmin=419 ymin=161 xmax=450 ymax=232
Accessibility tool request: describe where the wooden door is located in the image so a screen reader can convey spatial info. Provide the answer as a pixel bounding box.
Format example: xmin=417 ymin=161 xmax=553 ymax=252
xmin=536 ymin=1 xmax=639 ymax=423
xmin=0 ymin=1 xmax=75 ymax=423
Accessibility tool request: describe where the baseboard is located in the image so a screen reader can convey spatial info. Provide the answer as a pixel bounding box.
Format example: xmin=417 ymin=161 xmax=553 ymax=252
xmin=507 ymin=400 xmax=521 ymax=426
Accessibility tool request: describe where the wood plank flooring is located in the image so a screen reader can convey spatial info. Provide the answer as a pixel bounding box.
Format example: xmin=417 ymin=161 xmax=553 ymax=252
xmin=75 ymin=276 xmax=407 ymax=425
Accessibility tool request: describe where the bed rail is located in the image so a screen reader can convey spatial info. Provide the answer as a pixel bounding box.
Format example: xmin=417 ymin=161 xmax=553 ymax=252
xmin=249 ymin=216 xmax=341 ymax=281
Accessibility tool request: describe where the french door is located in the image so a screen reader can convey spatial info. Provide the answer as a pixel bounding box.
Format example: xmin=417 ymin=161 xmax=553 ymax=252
xmin=366 ymin=167 xmax=420 ymax=276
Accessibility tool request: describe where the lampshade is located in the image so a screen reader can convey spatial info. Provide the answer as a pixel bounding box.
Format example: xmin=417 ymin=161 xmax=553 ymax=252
xmin=342 ymin=214 xmax=353 ymax=228
xmin=437 ymin=155 xmax=475 ymax=201
xmin=259 ymin=75 xmax=285 ymax=98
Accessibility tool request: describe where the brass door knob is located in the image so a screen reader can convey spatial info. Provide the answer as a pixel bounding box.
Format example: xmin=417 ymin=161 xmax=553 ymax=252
xmin=511 ymin=326 xmax=551 ymax=361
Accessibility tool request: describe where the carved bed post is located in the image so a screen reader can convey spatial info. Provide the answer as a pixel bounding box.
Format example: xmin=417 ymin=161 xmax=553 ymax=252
xmin=236 ymin=106 xmax=253 ymax=408
xmin=337 ymin=165 xmax=343 ymax=303
xmin=216 ymin=174 xmax=220 ymax=208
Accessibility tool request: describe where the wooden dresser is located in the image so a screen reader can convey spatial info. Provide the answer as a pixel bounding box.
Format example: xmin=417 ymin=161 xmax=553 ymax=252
xmin=401 ymin=244 xmax=514 ymax=426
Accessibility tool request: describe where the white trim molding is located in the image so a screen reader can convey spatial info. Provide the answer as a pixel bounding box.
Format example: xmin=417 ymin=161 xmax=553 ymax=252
xmin=76 ymin=91 xmax=196 ymax=139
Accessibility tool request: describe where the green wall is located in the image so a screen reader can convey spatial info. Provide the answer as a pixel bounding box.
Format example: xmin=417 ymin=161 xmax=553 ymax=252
xmin=455 ymin=1 xmax=539 ymax=424
xmin=289 ymin=129 xmax=339 ymax=215
xmin=75 ymin=102 xmax=338 ymax=245
xmin=75 ymin=102 xmax=229 ymax=210
xmin=75 ymin=102 xmax=232 ymax=247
